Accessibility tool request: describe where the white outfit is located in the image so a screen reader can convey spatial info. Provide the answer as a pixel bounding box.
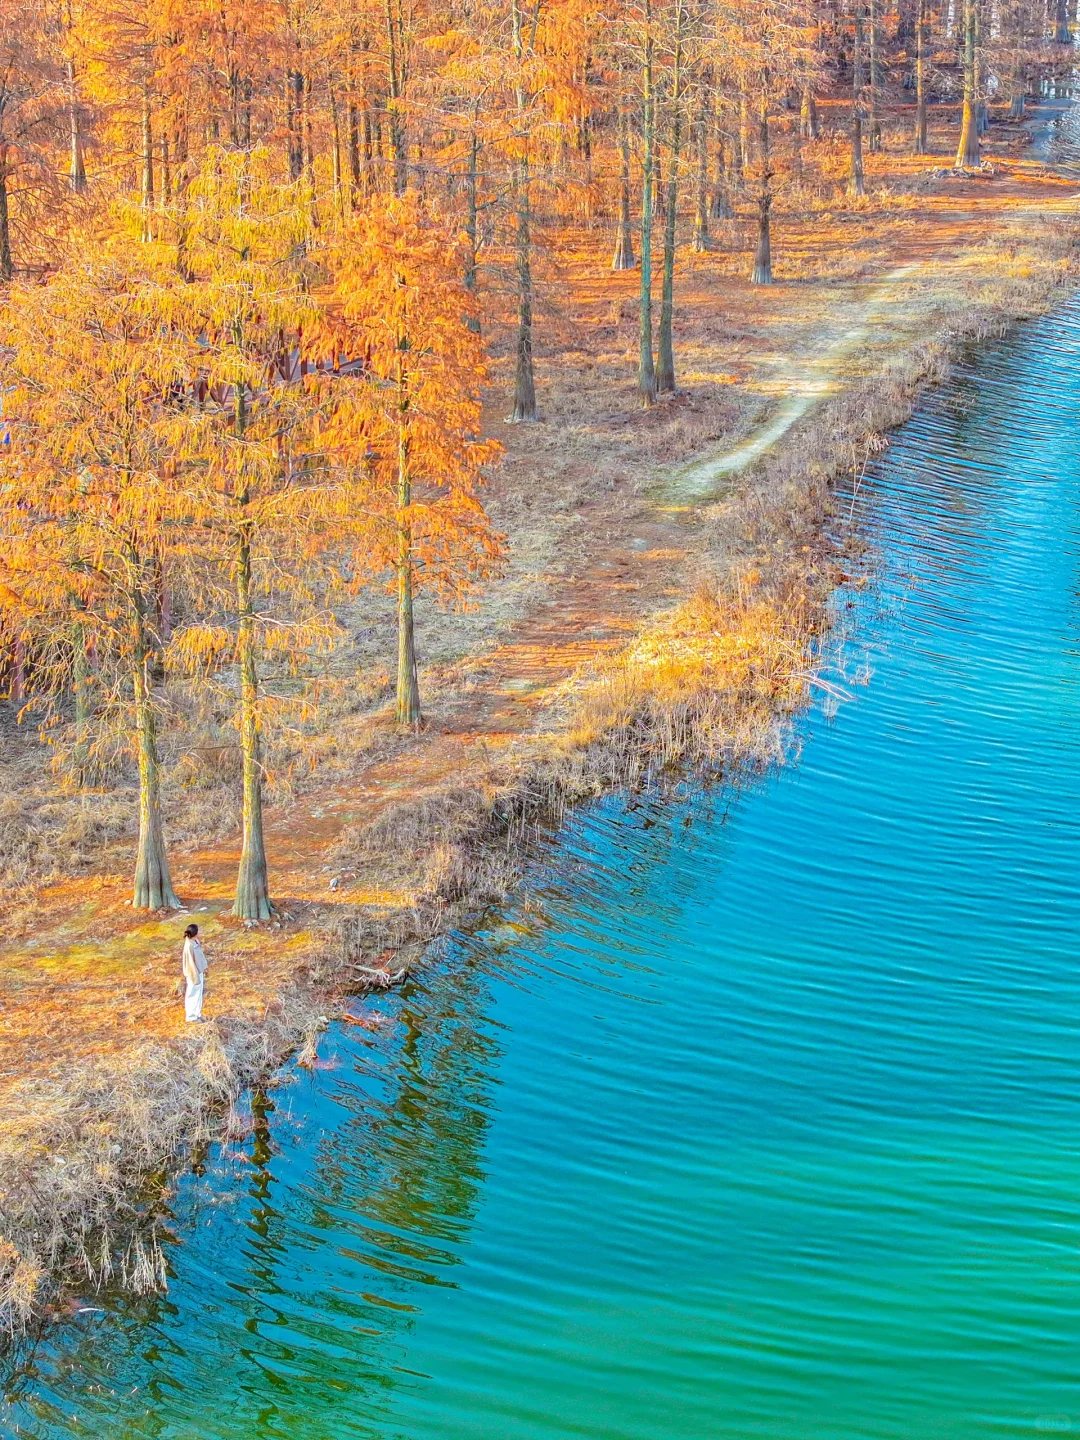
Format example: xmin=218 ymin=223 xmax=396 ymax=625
xmin=182 ymin=937 xmax=208 ymax=1022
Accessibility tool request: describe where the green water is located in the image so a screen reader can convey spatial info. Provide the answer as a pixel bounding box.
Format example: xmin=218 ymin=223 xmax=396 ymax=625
xmin=9 ymin=294 xmax=1080 ymax=1439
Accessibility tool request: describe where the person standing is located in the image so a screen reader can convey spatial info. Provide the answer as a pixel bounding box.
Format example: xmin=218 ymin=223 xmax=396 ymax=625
xmin=182 ymin=923 xmax=209 ymax=1023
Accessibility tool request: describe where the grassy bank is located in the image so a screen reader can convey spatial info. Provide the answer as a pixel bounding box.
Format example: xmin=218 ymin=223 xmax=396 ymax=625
xmin=2 ymin=124 xmax=1079 ymax=1340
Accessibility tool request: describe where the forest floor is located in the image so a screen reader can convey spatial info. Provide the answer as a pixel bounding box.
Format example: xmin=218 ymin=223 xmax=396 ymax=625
xmin=2 ymin=99 xmax=1079 ymax=1322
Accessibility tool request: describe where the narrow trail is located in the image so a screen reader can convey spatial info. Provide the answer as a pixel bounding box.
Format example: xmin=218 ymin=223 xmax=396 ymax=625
xmin=666 ymin=263 xmax=921 ymax=503
xmin=0 ymin=501 xmax=688 ymax=1080
xmin=663 ymin=100 xmax=1080 ymax=508
xmin=2 ymin=106 xmax=1077 ymax=1093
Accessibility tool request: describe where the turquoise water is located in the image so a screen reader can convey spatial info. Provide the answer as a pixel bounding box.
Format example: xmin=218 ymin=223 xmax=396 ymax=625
xmin=8 ymin=298 xmax=1080 ymax=1438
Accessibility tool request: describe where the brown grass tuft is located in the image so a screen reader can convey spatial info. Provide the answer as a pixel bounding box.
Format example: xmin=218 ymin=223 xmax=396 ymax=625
xmin=2 ymin=121 xmax=1079 ymax=1338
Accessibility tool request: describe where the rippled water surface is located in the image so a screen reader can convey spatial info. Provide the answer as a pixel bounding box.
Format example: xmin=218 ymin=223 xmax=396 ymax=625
xmin=9 ymin=299 xmax=1080 ymax=1439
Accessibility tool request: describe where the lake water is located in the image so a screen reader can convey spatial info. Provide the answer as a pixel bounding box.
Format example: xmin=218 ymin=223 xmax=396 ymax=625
xmin=8 ymin=294 xmax=1080 ymax=1439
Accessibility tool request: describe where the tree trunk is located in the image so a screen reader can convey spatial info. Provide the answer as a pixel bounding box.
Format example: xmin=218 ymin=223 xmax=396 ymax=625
xmin=612 ymin=93 xmax=636 ymax=268
xmin=509 ymin=0 xmax=537 ymax=421
xmin=348 ymin=96 xmax=362 ymax=203
xmin=228 ymin=67 xmax=243 ymax=147
xmin=330 ymin=81 xmax=344 ymax=221
xmin=141 ymin=90 xmax=154 ymax=240
xmin=731 ymin=103 xmax=744 ymax=186
xmin=956 ymin=0 xmax=980 ymax=166
xmin=303 ymin=73 xmax=319 ymax=223
xmin=364 ymin=106 xmax=375 ymax=188
xmin=465 ymin=123 xmax=482 ymax=329
xmin=288 ymin=71 xmax=304 ymax=181
xmin=148 ymin=555 xmax=167 ymax=685
xmin=739 ymin=86 xmax=753 ymax=175
xmin=8 ymin=638 xmax=24 ymax=703
xmin=132 ymin=612 xmax=178 ymax=911
xmin=1008 ymin=9 xmax=1026 ymax=120
xmin=68 ymin=59 xmax=87 ymax=192
xmin=160 ymin=132 xmax=171 ymax=207
xmin=850 ymin=7 xmax=867 ymax=196
xmin=657 ymin=7 xmax=684 ymax=394
xmin=175 ymin=100 xmax=189 ymax=165
xmin=750 ymin=86 xmax=772 ymax=284
xmin=639 ymin=6 xmax=657 ymax=405
xmin=868 ymin=0 xmax=883 ymax=150
xmin=72 ymin=611 xmax=91 ymax=788
xmin=395 ymin=529 xmax=420 ymax=726
xmin=692 ymin=77 xmax=710 ymax=251
xmin=395 ymin=357 xmax=421 ymax=726
xmin=791 ymin=110 xmax=804 ymax=182
xmin=0 ymin=149 xmax=11 ymax=283
xmin=974 ymin=0 xmax=989 ymax=135
xmin=849 ymin=101 xmax=865 ymax=194
xmin=509 ymin=154 xmax=537 ymax=420
xmin=233 ymin=524 xmax=271 ymax=921
xmin=385 ymin=0 xmax=408 ymax=194
xmin=711 ymin=114 xmax=732 ymax=218
xmin=232 ymin=385 xmax=271 ymax=922
xmin=915 ymin=0 xmax=929 ymax=151
xmin=175 ymin=157 xmax=194 ymax=283
xmin=1055 ymin=0 xmax=1070 ymax=41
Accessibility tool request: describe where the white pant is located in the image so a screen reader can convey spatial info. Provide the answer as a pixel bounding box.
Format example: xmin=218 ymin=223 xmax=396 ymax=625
xmin=185 ymin=975 xmax=205 ymax=1021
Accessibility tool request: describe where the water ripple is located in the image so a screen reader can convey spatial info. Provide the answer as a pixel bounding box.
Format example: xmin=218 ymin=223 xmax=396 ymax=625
xmin=11 ymin=280 xmax=1080 ymax=1440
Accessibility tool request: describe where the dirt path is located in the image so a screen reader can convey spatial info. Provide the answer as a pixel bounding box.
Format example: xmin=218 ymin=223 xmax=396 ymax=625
xmin=0 ymin=495 xmax=692 ymax=1081
xmin=668 ymin=261 xmax=923 ymax=502
xmin=2 ymin=104 xmax=1077 ymax=1109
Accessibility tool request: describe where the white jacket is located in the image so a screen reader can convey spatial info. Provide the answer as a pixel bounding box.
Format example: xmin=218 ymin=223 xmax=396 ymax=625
xmin=182 ymin=938 xmax=208 ymax=987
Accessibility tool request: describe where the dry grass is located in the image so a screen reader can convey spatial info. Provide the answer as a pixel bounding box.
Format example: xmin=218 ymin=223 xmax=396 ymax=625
xmin=0 ymin=984 xmax=335 ymax=1338
xmin=1 ymin=105 xmax=1079 ymax=1338
xmin=0 ymin=786 xmax=131 ymax=897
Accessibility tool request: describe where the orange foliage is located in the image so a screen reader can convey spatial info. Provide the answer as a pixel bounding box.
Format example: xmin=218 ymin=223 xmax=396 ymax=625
xmin=0 ymin=0 xmax=1058 ymax=906
xmin=326 ymin=191 xmax=505 ymax=601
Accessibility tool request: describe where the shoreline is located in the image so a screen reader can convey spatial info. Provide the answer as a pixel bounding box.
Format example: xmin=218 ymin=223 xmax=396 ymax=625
xmin=2 ymin=107 xmax=1079 ymax=1340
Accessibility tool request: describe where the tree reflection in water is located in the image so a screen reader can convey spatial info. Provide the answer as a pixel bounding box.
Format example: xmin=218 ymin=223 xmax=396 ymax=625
xmin=3 ymin=950 xmax=503 ymax=1440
